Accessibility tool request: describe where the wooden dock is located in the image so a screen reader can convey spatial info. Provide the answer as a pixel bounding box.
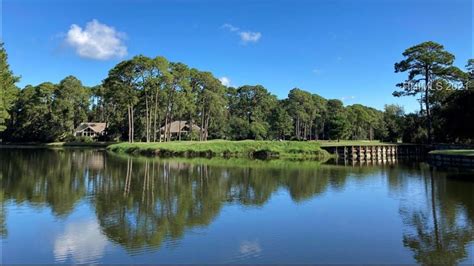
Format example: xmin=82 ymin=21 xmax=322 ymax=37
xmin=321 ymin=144 xmax=425 ymax=161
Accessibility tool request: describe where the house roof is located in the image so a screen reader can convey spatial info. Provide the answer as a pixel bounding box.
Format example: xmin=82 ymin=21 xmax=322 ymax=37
xmin=160 ymin=121 xmax=201 ymax=133
xmin=75 ymin=122 xmax=107 ymax=133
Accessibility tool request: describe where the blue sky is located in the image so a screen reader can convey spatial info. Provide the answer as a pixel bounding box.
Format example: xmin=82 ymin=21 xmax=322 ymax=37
xmin=2 ymin=0 xmax=472 ymax=112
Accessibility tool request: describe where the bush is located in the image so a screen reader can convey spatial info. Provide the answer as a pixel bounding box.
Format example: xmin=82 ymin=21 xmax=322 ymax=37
xmin=65 ymin=135 xmax=94 ymax=143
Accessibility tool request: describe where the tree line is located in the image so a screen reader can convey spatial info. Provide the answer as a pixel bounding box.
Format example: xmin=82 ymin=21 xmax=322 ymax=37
xmin=0 ymin=41 xmax=472 ymax=143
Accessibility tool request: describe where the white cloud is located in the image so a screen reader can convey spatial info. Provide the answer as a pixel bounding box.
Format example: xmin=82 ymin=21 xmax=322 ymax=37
xmin=54 ymin=219 xmax=108 ymax=264
xmin=222 ymin=23 xmax=240 ymax=32
xmin=222 ymin=23 xmax=262 ymax=44
xmin=219 ymin=77 xmax=231 ymax=87
xmin=66 ymin=19 xmax=127 ymax=60
xmin=239 ymin=31 xmax=261 ymax=43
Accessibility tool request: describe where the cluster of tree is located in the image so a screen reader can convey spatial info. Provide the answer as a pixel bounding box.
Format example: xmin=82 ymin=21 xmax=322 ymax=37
xmin=93 ymin=56 xmax=398 ymax=142
xmin=393 ymin=41 xmax=473 ymax=143
xmin=2 ymin=77 xmax=90 ymax=142
xmin=0 ymin=53 xmax=405 ymax=142
xmin=229 ymin=87 xmax=405 ymax=142
xmin=0 ymin=41 xmax=472 ymax=143
xmin=0 ymin=43 xmax=20 ymax=133
xmin=97 ymin=56 xmax=227 ymax=142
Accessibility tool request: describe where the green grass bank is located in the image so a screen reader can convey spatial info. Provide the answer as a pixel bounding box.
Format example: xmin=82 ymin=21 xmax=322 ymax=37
xmin=429 ymin=149 xmax=474 ymax=157
xmin=0 ymin=141 xmax=114 ymax=148
xmin=107 ymin=140 xmax=331 ymax=160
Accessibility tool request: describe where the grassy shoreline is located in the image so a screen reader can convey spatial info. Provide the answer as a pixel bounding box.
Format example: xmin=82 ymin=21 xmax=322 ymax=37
xmin=107 ymin=140 xmax=331 ymax=160
xmin=0 ymin=141 xmax=113 ymax=148
xmin=429 ymin=150 xmax=474 ymax=157
xmin=1 ymin=140 xmax=407 ymax=160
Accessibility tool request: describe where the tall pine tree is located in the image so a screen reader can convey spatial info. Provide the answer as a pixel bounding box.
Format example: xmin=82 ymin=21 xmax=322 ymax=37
xmin=0 ymin=43 xmax=20 ymax=133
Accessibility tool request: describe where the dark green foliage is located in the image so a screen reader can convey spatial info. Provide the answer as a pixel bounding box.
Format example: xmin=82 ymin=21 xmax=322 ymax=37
xmin=0 ymin=43 xmax=20 ymax=133
xmin=287 ymin=88 xmax=314 ymax=140
xmin=393 ymin=41 xmax=465 ymax=143
xmin=227 ymin=85 xmax=277 ymax=140
xmin=3 ymin=78 xmax=90 ymax=142
xmin=325 ymin=100 xmax=350 ymax=141
xmin=53 ymin=76 xmax=90 ymax=140
xmin=402 ymin=113 xmax=428 ymax=143
xmin=383 ymin=104 xmax=404 ymax=142
xmin=269 ymin=101 xmax=293 ymax=140
xmin=438 ymin=89 xmax=474 ymax=143
xmin=9 ymin=83 xmax=56 ymax=141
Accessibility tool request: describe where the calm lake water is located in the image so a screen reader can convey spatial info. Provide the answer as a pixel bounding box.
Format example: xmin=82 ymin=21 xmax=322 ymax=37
xmin=1 ymin=148 xmax=473 ymax=264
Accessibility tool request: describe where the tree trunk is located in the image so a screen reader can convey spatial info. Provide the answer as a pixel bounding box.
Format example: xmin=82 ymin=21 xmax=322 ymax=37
xmin=167 ymin=114 xmax=173 ymax=141
xmin=425 ymin=65 xmax=433 ymax=143
xmin=153 ymin=89 xmax=159 ymax=142
xmin=145 ymin=92 xmax=150 ymax=142
xmin=167 ymin=97 xmax=175 ymax=141
xmin=149 ymin=97 xmax=153 ymax=142
xmin=131 ymin=106 xmax=135 ymax=143
xmin=157 ymin=112 xmax=161 ymax=143
xmin=200 ymin=104 xmax=205 ymax=141
xmin=322 ymin=120 xmax=325 ymax=140
xmin=304 ymin=123 xmax=307 ymax=140
xmin=189 ymin=115 xmax=194 ymax=141
xmin=164 ymin=112 xmax=169 ymax=142
xmin=164 ymin=87 xmax=174 ymax=142
xmin=205 ymin=112 xmax=210 ymax=141
xmin=178 ymin=120 xmax=182 ymax=141
xmin=314 ymin=123 xmax=319 ymax=140
xmin=296 ymin=117 xmax=300 ymax=140
xmin=127 ymin=105 xmax=131 ymax=143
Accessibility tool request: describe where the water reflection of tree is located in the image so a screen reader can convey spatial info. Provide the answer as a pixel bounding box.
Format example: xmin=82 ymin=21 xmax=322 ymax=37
xmin=92 ymin=158 xmax=229 ymax=250
xmin=91 ymin=156 xmax=388 ymax=251
xmin=0 ymin=189 xmax=7 ymax=237
xmin=390 ymin=164 xmax=474 ymax=265
xmin=10 ymin=149 xmax=468 ymax=257
xmin=0 ymin=149 xmax=105 ymax=217
xmin=0 ymin=149 xmax=387 ymax=250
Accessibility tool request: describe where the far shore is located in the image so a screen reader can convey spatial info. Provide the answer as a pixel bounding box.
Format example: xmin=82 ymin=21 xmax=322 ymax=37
xmin=104 ymin=140 xmax=411 ymax=160
xmin=0 ymin=139 xmax=397 ymax=148
xmin=4 ymin=140 xmax=473 ymax=161
xmin=106 ymin=140 xmax=331 ymax=160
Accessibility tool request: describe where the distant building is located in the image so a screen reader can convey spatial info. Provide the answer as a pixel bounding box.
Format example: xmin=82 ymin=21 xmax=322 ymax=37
xmin=160 ymin=121 xmax=200 ymax=138
xmin=74 ymin=122 xmax=107 ymax=138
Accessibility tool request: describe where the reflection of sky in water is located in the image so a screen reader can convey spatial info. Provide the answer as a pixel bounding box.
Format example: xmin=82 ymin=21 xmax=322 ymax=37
xmin=223 ymin=239 xmax=263 ymax=263
xmin=54 ymin=219 xmax=108 ymax=264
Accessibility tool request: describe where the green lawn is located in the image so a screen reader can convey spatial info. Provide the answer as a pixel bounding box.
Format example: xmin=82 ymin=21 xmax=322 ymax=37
xmin=429 ymin=149 xmax=474 ymax=157
xmin=0 ymin=141 xmax=114 ymax=148
xmin=317 ymin=140 xmax=397 ymax=147
xmin=107 ymin=140 xmax=331 ymax=159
